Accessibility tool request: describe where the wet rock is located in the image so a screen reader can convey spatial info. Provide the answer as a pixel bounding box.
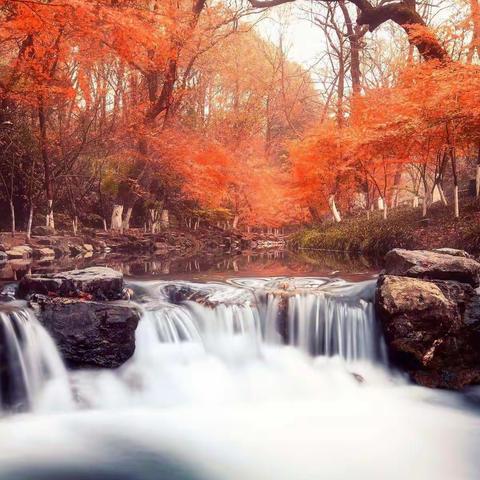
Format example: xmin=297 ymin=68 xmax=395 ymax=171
xmin=6 ymin=245 xmax=33 ymax=259
xmin=18 ymin=267 xmax=124 ymax=300
xmin=53 ymin=244 xmax=71 ymax=257
xmin=69 ymin=244 xmax=85 ymax=256
xmin=29 ymin=295 xmax=140 ymax=368
xmin=83 ymin=243 xmax=94 ymax=252
xmin=37 ymin=237 xmax=54 ymax=246
xmin=376 ymin=274 xmax=480 ymax=389
xmin=432 ymin=248 xmax=473 ymax=259
xmin=351 ymin=372 xmax=365 ymax=384
xmin=32 ymin=226 xmax=55 ymax=236
xmin=384 ymin=248 xmax=480 ymax=287
xmin=32 ymin=247 xmax=55 ymax=259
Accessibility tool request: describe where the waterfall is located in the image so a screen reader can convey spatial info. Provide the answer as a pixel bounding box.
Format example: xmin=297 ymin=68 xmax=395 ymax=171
xmin=278 ymin=292 xmax=387 ymax=362
xmin=0 ymin=277 xmax=387 ymax=413
xmin=152 ymin=278 xmax=387 ymax=365
xmin=1 ymin=278 xmax=479 ymax=480
xmin=0 ymin=304 xmax=72 ymax=414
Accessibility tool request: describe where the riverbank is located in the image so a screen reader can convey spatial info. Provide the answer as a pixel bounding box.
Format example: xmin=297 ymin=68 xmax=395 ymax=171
xmin=0 ymin=227 xmax=287 ymax=282
xmin=290 ymin=200 xmax=480 ymax=257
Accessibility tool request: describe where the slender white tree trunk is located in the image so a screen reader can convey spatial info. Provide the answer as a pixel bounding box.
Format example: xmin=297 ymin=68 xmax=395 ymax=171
xmin=377 ymin=197 xmax=385 ymax=211
xmin=26 ymin=204 xmax=33 ymax=240
xmin=122 ymin=207 xmax=132 ymax=231
xmin=111 ymin=204 xmax=124 ymax=231
xmin=438 ymin=185 xmax=448 ymax=206
xmin=149 ymin=209 xmax=160 ymax=233
xmin=476 ymin=165 xmax=480 ymax=197
xmin=232 ymin=215 xmax=239 ymax=229
xmin=103 ymin=218 xmax=108 ymax=231
xmin=72 ymin=216 xmax=78 ymax=236
xmin=46 ymin=199 xmax=54 ymax=230
xmin=161 ymin=209 xmax=169 ymax=229
xmin=383 ymin=202 xmax=388 ymax=220
xmin=454 ymin=185 xmax=459 ymax=218
xmin=9 ymin=200 xmax=15 ymax=237
xmin=328 ymin=195 xmax=342 ymax=222
xmin=413 ymin=195 xmax=419 ymax=208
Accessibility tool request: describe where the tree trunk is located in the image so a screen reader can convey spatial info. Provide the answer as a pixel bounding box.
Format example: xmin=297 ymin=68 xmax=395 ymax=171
xmin=383 ymin=202 xmax=388 ymax=220
xmin=328 ymin=195 xmax=342 ymax=222
xmin=476 ymin=143 xmax=480 ymax=197
xmin=46 ymin=199 xmax=55 ymax=230
xmin=149 ymin=209 xmax=160 ymax=234
xmin=338 ymin=1 xmax=363 ymax=94
xmin=438 ymin=184 xmax=448 ymax=206
xmin=450 ymin=145 xmax=459 ymax=218
xmin=39 ymin=101 xmax=55 ymax=232
xmin=26 ymin=204 xmax=33 ymax=240
xmin=468 ymin=0 xmax=480 ymax=62
xmin=413 ymin=195 xmax=419 ymax=208
xmin=453 ymin=185 xmax=459 ymax=218
xmin=9 ymin=199 xmax=15 ymax=237
xmin=232 ymin=215 xmax=240 ymax=229
xmin=161 ymin=209 xmax=169 ymax=229
xmin=111 ymin=204 xmax=124 ymax=231
xmin=122 ymin=206 xmax=133 ymax=231
xmin=103 ymin=218 xmax=108 ymax=232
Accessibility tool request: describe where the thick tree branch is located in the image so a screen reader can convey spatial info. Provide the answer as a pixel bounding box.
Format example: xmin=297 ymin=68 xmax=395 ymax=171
xmin=249 ymin=0 xmax=449 ymax=62
xmin=248 ymin=0 xmax=295 ymax=7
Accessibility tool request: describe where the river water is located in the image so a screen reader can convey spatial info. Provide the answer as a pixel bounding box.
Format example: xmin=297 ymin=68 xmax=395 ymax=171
xmin=1 ymin=254 xmax=480 ymax=480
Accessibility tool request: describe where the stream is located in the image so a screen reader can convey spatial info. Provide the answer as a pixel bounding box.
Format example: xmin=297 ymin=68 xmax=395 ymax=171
xmin=1 ymin=260 xmax=480 ymax=479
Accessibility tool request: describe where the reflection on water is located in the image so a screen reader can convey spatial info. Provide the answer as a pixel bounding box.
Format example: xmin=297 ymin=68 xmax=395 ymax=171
xmin=0 ymin=249 xmax=379 ymax=282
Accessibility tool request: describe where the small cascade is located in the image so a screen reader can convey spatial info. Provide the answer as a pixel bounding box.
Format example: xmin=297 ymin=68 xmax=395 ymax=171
xmin=186 ymin=301 xmax=262 ymax=362
xmin=153 ymin=277 xmax=387 ymax=366
xmin=0 ymin=304 xmax=72 ymax=413
xmin=284 ymin=293 xmax=386 ymax=362
xmin=259 ymin=279 xmax=387 ymax=363
xmin=143 ymin=304 xmax=202 ymax=344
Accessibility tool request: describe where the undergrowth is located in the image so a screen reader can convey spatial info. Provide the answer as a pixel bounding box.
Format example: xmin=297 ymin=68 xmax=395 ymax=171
xmin=290 ymin=200 xmax=480 ymax=257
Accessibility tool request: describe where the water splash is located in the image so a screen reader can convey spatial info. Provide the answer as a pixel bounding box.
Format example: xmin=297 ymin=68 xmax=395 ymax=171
xmin=0 ymin=304 xmax=72 ymax=414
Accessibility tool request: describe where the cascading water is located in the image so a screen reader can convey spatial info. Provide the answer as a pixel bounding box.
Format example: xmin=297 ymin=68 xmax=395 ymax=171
xmin=131 ymin=277 xmax=386 ymax=366
xmin=0 ymin=304 xmax=72 ymax=413
xmin=1 ymin=276 xmax=480 ymax=480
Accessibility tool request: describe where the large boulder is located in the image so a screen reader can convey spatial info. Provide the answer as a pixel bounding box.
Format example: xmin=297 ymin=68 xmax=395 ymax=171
xmin=376 ymin=274 xmax=480 ymax=389
xmin=5 ymin=245 xmax=33 ymax=260
xmin=29 ymin=295 xmax=140 ymax=368
xmin=384 ymin=248 xmax=480 ymax=287
xmin=18 ymin=267 xmax=124 ymax=300
xmin=32 ymin=247 xmax=55 ymax=259
xmin=32 ymin=225 xmax=55 ymax=236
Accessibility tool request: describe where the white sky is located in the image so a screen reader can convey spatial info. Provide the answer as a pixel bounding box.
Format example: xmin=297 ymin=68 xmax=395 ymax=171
xmin=253 ymin=4 xmax=327 ymax=68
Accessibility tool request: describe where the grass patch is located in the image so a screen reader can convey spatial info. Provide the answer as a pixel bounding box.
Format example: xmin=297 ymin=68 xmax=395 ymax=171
xmin=290 ymin=200 xmax=480 ymax=257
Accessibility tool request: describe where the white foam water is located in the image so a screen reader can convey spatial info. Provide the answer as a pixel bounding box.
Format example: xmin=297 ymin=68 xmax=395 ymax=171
xmin=0 ymin=277 xmax=479 ymax=480
xmin=0 ymin=304 xmax=72 ymax=414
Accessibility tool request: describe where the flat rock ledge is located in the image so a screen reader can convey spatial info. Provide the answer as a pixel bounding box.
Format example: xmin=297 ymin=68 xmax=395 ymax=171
xmin=18 ymin=267 xmax=124 ymax=301
xmin=376 ymin=248 xmax=480 ymax=389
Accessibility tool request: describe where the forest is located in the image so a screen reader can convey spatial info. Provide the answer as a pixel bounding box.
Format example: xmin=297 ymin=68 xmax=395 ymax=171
xmin=1 ymin=0 xmax=480 ymax=238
